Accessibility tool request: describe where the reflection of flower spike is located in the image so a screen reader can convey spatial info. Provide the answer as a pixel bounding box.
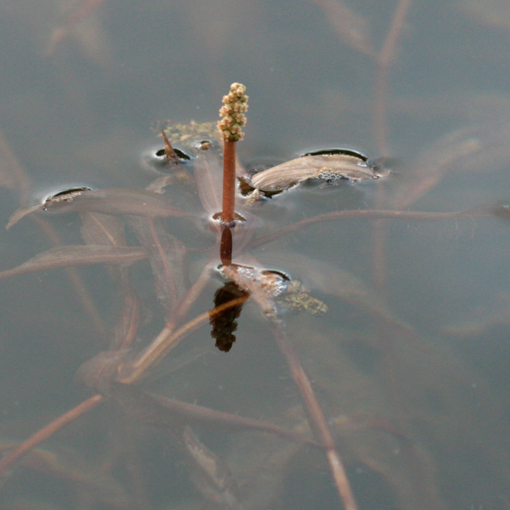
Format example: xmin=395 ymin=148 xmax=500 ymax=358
xmin=218 ymin=83 xmax=249 ymax=142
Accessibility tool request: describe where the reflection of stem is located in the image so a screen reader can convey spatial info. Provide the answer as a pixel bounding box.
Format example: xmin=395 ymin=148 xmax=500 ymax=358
xmin=222 ymin=141 xmax=236 ymax=224
xmin=272 ymin=323 xmax=358 ymax=510
xmin=220 ymin=225 xmax=233 ymax=265
xmin=0 ymin=395 xmax=104 ymax=477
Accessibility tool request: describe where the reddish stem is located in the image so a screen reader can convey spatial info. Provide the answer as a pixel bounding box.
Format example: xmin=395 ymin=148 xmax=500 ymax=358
xmin=373 ymin=0 xmax=413 ymax=155
xmin=0 ymin=394 xmax=104 ymax=476
xmin=221 ymin=140 xmax=236 ymax=224
xmin=273 ymin=325 xmax=358 ymax=510
xmin=220 ymin=226 xmax=233 ymax=266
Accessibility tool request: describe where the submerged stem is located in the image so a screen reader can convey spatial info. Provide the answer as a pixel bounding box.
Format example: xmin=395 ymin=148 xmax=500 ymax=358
xmin=0 ymin=395 xmax=104 ymax=477
xmin=271 ymin=323 xmax=359 ymax=510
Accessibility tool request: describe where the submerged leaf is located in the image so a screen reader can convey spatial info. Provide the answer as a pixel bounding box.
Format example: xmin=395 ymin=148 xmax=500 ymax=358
xmin=0 ymin=129 xmax=31 ymax=199
xmin=250 ymin=151 xmax=383 ymax=191
xmin=7 ymin=188 xmax=191 ymax=229
xmin=182 ymin=425 xmax=242 ymax=509
xmin=16 ymin=445 xmax=131 ymax=507
xmin=390 ymin=130 xmax=482 ymax=209
xmin=126 ymin=216 xmax=187 ymax=323
xmin=0 ymin=245 xmax=147 ymax=280
xmin=80 ymin=211 xmax=126 ymax=247
xmin=110 ymin=383 xmax=315 ymax=445
xmin=460 ymin=0 xmax=510 ymax=31
xmin=6 ymin=204 xmax=41 ymax=230
xmin=79 ymin=212 xmax=140 ymax=350
xmin=193 ymin=144 xmax=223 ymax=214
xmin=308 ymin=0 xmax=374 ymax=57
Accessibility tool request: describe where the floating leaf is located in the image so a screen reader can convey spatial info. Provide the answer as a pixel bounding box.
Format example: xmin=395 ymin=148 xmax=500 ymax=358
xmin=42 ymin=187 xmax=93 ymax=209
xmin=250 ymin=150 xmax=383 ymax=191
xmin=6 ymin=187 xmax=191 ymax=229
xmin=219 ymin=264 xmax=291 ymax=317
xmin=42 ymin=188 xmax=191 ymax=217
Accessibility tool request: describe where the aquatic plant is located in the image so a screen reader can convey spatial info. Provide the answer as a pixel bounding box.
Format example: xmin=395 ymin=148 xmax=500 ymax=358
xmin=1 ymin=2 xmax=510 ymax=509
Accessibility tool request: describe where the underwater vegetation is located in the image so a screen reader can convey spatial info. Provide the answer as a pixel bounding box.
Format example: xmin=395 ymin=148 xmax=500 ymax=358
xmin=1 ymin=1 xmax=510 ymax=509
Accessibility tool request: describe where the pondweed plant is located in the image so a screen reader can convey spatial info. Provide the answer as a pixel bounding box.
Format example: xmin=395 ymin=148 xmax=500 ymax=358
xmin=0 ymin=81 xmax=506 ymax=510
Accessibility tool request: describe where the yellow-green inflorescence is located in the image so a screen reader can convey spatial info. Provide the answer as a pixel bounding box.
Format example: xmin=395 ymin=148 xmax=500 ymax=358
xmin=218 ymin=83 xmax=249 ymax=142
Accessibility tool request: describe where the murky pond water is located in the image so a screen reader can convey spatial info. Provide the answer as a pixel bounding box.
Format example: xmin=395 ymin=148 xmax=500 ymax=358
xmin=1 ymin=1 xmax=510 ymax=509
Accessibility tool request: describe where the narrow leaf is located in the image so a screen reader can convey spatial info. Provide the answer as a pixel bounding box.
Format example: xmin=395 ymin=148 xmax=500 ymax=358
xmin=111 ymin=383 xmax=315 ymax=446
xmin=0 ymin=245 xmax=146 ymax=280
xmin=7 ymin=188 xmax=191 ymax=229
xmin=126 ymin=216 xmax=187 ymax=322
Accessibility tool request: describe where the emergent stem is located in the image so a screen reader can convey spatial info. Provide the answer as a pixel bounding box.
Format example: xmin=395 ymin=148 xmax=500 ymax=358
xmin=222 ymin=140 xmax=236 ymax=224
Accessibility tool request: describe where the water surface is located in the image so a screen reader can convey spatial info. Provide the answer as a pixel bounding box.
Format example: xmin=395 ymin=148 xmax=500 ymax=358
xmin=1 ymin=1 xmax=510 ymax=509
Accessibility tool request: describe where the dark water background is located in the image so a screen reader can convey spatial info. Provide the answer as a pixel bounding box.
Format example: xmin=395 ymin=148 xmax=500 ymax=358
xmin=1 ymin=1 xmax=510 ymax=509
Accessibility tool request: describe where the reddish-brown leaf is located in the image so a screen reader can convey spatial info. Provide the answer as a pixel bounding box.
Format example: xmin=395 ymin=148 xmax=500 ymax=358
xmin=0 ymin=245 xmax=146 ymax=280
